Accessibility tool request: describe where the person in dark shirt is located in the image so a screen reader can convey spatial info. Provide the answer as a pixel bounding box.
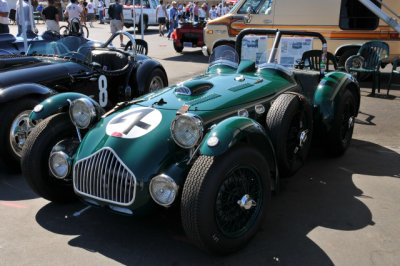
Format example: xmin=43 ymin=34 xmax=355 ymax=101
xmin=108 ymin=0 xmax=124 ymax=46
xmin=41 ymin=0 xmax=60 ymax=32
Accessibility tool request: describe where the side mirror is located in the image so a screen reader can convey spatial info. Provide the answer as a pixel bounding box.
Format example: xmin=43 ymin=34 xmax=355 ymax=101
xmin=246 ymin=6 xmax=255 ymax=15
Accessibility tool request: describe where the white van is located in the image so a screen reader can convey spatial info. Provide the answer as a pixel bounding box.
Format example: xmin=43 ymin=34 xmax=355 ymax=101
xmin=202 ymin=0 xmax=400 ymax=65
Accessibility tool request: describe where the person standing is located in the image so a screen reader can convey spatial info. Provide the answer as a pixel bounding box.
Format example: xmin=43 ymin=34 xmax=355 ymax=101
xmin=209 ymin=5 xmax=216 ymax=20
xmin=0 ymin=0 xmax=9 ymax=33
xmin=108 ymin=0 xmax=124 ymax=47
xmin=193 ymin=1 xmax=199 ymax=22
xmin=41 ymin=0 xmax=60 ymax=32
xmin=167 ymin=1 xmax=177 ymax=39
xmin=64 ymin=0 xmax=83 ymax=32
xmin=198 ymin=3 xmax=206 ymax=22
xmin=155 ymin=0 xmax=168 ymax=36
xmin=36 ymin=3 xmax=44 ymax=13
xmin=16 ymin=0 xmax=36 ymax=38
xmin=97 ymin=0 xmax=104 ymax=24
xmin=86 ymin=0 xmax=95 ymax=27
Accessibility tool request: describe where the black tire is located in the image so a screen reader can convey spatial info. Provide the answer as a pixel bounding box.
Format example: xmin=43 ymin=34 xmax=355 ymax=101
xmin=173 ymin=41 xmax=183 ymax=53
xmin=338 ymin=48 xmax=370 ymax=81
xmin=0 ymin=97 xmax=42 ymax=171
xmin=137 ymin=18 xmax=148 ymax=33
xmin=21 ymin=113 xmax=77 ymax=203
xmin=266 ymin=93 xmax=313 ymax=177
xmin=181 ymin=146 xmax=271 ymax=254
xmin=326 ymin=90 xmax=357 ymax=156
xmin=145 ymin=68 xmax=168 ymax=93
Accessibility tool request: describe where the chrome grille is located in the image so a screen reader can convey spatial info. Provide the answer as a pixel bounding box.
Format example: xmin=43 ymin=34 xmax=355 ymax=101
xmin=73 ymin=147 xmax=136 ymax=206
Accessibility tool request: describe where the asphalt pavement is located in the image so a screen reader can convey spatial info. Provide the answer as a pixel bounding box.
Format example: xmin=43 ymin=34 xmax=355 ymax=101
xmin=1 ymin=22 xmax=400 ymax=265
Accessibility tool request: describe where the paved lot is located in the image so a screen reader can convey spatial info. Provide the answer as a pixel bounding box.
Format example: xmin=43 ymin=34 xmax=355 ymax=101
xmin=1 ymin=22 xmax=400 ymax=265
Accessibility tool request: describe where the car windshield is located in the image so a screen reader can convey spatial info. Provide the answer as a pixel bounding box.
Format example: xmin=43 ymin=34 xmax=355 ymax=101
xmin=26 ymin=36 xmax=91 ymax=62
xmin=209 ymin=45 xmax=239 ymax=69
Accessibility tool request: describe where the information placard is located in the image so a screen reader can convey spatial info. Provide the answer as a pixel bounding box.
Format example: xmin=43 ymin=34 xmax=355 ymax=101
xmin=279 ymin=37 xmax=314 ymax=68
xmin=241 ymin=36 xmax=268 ymax=65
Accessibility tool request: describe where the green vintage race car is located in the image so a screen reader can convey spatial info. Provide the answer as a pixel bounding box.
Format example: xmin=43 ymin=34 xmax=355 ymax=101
xmin=21 ymin=29 xmax=360 ymax=254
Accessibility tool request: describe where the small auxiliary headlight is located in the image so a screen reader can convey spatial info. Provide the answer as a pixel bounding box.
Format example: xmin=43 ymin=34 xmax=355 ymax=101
xmin=69 ymin=98 xmax=97 ymax=129
xmin=255 ymin=104 xmax=265 ymax=114
xmin=48 ymin=151 xmax=71 ymax=179
xmin=237 ymin=109 xmax=249 ymax=117
xmin=149 ymin=174 xmax=178 ymax=207
xmin=170 ymin=113 xmax=203 ymax=149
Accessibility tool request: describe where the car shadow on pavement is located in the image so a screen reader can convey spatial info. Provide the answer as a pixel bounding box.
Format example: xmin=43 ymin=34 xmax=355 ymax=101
xmin=0 ymin=161 xmax=38 ymax=201
xmin=34 ymin=139 xmax=400 ymax=265
xmin=163 ymin=50 xmax=209 ymax=63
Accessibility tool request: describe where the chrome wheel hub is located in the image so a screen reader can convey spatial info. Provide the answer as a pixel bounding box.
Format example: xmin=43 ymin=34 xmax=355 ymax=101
xmin=149 ymin=76 xmax=164 ymax=92
xmin=299 ymin=129 xmax=309 ymax=148
xmin=9 ymin=110 xmax=37 ymax=157
xmin=237 ymin=194 xmax=257 ymax=210
xmin=348 ymin=116 xmax=355 ymax=129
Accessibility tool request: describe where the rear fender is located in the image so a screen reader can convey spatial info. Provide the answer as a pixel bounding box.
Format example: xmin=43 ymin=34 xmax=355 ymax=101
xmin=0 ymin=83 xmax=55 ymax=103
xmin=30 ymin=92 xmax=98 ymax=120
xmin=135 ymin=59 xmax=168 ymax=93
xmin=199 ymin=117 xmax=279 ymax=190
xmin=313 ymin=72 xmax=360 ymax=132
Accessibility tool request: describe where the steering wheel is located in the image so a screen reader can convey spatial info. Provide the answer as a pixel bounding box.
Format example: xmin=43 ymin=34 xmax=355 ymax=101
xmin=91 ymin=49 xmax=134 ymax=77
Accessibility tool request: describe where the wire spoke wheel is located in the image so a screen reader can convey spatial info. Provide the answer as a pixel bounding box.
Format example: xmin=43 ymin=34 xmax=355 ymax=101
xmin=215 ymin=166 xmax=263 ymax=238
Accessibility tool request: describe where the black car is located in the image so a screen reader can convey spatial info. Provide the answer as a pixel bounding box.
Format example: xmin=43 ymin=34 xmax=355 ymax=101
xmin=0 ymin=31 xmax=168 ymax=170
xmin=0 ymin=31 xmax=62 ymax=55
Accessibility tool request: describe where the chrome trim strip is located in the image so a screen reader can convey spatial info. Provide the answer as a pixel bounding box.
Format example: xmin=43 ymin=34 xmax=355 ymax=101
xmin=73 ymin=147 xmax=137 ymax=207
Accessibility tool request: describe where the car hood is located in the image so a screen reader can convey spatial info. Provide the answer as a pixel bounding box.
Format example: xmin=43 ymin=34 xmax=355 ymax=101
xmin=135 ymin=70 xmax=293 ymax=111
xmin=0 ymin=57 xmax=87 ymax=88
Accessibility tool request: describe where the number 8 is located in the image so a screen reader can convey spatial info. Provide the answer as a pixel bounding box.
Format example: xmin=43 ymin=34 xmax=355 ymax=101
xmin=98 ymin=75 xmax=108 ymax=107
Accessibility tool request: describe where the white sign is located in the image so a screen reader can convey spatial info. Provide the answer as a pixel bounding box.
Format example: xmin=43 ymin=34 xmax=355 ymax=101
xmin=241 ymin=36 xmax=268 ymax=65
xmin=106 ymin=107 xmax=162 ymax=139
xmin=279 ymin=37 xmax=314 ymax=68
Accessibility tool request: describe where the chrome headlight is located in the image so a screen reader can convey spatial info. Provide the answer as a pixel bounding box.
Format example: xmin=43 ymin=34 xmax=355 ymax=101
xmin=170 ymin=113 xmax=203 ymax=149
xmin=69 ymin=98 xmax=97 ymax=129
xmin=48 ymin=151 xmax=71 ymax=179
xmin=149 ymin=174 xmax=178 ymax=207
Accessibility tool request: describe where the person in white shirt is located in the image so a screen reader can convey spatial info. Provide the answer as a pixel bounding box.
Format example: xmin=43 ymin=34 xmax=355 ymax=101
xmin=97 ymin=0 xmax=104 ymax=24
xmin=87 ymin=0 xmax=95 ymax=27
xmin=209 ymin=5 xmax=216 ymax=20
xmin=64 ymin=0 xmax=84 ymax=33
xmin=0 ymin=0 xmax=9 ymax=33
xmin=16 ymin=0 xmax=36 ymax=38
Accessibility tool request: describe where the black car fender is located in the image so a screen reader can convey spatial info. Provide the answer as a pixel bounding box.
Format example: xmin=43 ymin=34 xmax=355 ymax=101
xmin=134 ymin=58 xmax=168 ymax=93
xmin=199 ymin=116 xmax=279 ymax=190
xmin=0 ymin=83 xmax=55 ymax=104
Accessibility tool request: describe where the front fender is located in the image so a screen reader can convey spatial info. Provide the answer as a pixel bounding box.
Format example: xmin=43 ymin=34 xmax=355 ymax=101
xmin=30 ymin=92 xmax=98 ymax=120
xmin=135 ymin=58 xmax=167 ymax=93
xmin=199 ymin=116 xmax=279 ymax=190
xmin=313 ymin=72 xmax=360 ymax=132
xmin=0 ymin=83 xmax=55 ymax=103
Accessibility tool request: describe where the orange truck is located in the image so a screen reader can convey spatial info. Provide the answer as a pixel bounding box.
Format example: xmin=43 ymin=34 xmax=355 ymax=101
xmin=202 ymin=0 xmax=400 ymax=65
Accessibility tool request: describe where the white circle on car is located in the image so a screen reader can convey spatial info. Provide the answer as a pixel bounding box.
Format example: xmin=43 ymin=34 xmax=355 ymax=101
xmin=106 ymin=107 xmax=162 ymax=139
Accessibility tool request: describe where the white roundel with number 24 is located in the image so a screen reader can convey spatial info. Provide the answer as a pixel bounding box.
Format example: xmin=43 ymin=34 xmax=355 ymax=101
xmin=98 ymin=75 xmax=108 ymax=107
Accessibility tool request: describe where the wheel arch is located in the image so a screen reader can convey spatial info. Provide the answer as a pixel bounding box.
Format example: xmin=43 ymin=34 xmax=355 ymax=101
xmin=29 ymin=92 xmax=99 ymax=121
xmin=212 ymin=39 xmax=236 ymax=51
xmin=313 ymin=72 xmax=360 ymax=134
xmin=0 ymin=83 xmax=55 ymax=104
xmin=334 ymin=44 xmax=362 ymax=58
xmin=135 ymin=60 xmax=168 ymax=93
xmin=199 ymin=116 xmax=279 ymax=190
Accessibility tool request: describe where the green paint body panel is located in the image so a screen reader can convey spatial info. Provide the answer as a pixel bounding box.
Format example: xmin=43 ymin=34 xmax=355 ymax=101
xmin=29 ymin=92 xmax=93 ymax=120
xmin=313 ymin=71 xmax=360 ymax=132
xmin=69 ymin=61 xmax=359 ymax=213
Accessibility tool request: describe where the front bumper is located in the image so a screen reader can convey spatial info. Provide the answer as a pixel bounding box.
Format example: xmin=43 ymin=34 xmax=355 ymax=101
xmin=202 ymin=45 xmax=209 ymax=56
